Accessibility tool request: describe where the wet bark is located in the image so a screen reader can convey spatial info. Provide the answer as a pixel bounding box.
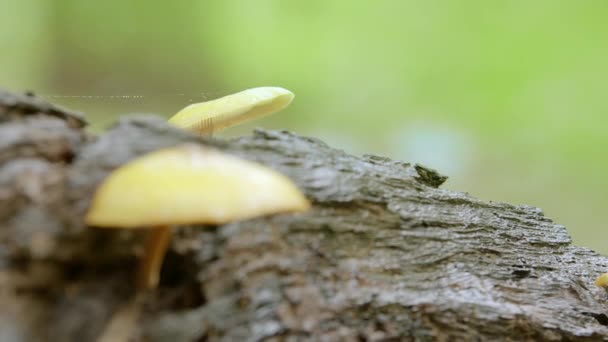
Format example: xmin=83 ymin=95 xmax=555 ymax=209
xmin=1 ymin=88 xmax=607 ymax=341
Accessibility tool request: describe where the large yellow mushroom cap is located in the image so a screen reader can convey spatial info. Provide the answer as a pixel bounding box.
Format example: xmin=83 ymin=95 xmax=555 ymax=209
xmin=167 ymin=87 xmax=294 ymax=134
xmin=85 ymin=144 xmax=309 ymax=228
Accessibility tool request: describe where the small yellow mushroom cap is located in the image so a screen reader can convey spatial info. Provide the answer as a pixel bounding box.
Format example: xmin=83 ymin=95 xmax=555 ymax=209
xmin=595 ymin=272 xmax=608 ymax=288
xmin=168 ymin=87 xmax=294 ymax=134
xmin=85 ymin=144 xmax=309 ymax=228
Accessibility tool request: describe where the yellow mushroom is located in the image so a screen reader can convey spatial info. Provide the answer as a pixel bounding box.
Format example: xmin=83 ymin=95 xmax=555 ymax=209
xmin=595 ymin=272 xmax=608 ymax=289
xmin=85 ymin=144 xmax=309 ymax=290
xmin=168 ymin=86 xmax=294 ymax=135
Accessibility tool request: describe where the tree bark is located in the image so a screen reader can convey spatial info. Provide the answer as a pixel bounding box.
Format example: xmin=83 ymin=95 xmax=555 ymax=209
xmin=1 ymin=88 xmax=607 ymax=341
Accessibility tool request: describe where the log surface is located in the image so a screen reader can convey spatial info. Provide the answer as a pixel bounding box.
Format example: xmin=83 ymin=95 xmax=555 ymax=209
xmin=0 ymin=89 xmax=607 ymax=341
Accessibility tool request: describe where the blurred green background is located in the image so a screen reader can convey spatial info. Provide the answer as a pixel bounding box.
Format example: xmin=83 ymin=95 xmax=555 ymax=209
xmin=1 ymin=1 xmax=606 ymax=253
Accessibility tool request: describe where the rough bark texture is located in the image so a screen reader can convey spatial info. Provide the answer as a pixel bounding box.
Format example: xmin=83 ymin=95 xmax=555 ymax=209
xmin=1 ymin=88 xmax=607 ymax=341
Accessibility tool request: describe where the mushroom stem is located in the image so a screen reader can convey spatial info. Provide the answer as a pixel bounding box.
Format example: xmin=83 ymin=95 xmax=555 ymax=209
xmin=136 ymin=225 xmax=172 ymax=290
xmin=97 ymin=294 xmax=144 ymax=342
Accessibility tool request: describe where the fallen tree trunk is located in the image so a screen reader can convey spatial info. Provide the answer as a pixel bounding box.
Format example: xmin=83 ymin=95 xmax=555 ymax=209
xmin=0 ymin=88 xmax=607 ymax=341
